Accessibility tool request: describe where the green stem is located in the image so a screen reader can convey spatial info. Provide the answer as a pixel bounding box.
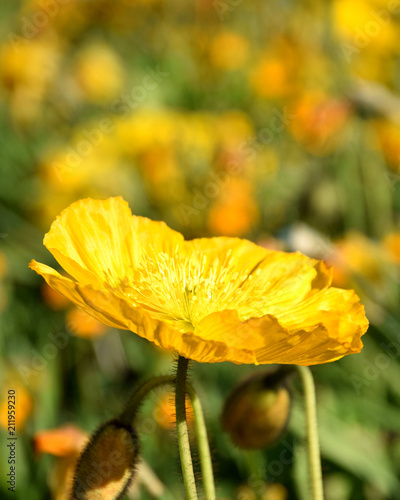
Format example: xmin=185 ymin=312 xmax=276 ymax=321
xmin=120 ymin=370 xmax=215 ymax=499
xmin=176 ymin=356 xmax=198 ymax=500
xmin=296 ymin=366 xmax=324 ymax=500
xmin=185 ymin=383 xmax=216 ymax=500
xmin=243 ymin=451 xmax=264 ymax=500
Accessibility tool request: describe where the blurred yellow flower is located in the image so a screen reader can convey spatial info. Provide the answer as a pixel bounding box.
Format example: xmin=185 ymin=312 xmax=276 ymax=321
xmin=209 ymin=31 xmax=249 ymax=70
xmin=263 ymin=483 xmax=288 ymax=500
xmin=0 ymin=35 xmax=60 ymax=123
xmin=216 ymin=111 xmax=254 ymax=150
xmin=41 ymin=127 xmax=120 ymax=192
xmin=383 ymin=233 xmax=400 ymax=263
xmin=0 ymin=380 xmax=32 ymax=431
xmin=328 ymin=232 xmax=389 ymax=288
xmin=72 ymin=42 xmax=124 ymax=103
xmin=115 ymin=109 xmax=177 ymax=156
xmin=30 ymin=197 xmax=368 ymax=365
xmin=333 ymin=0 xmax=399 ymax=55
xmin=373 ymin=120 xmax=400 ymax=170
xmin=236 ymin=482 xmax=287 ymax=500
xmin=333 ymin=0 xmax=400 ymax=81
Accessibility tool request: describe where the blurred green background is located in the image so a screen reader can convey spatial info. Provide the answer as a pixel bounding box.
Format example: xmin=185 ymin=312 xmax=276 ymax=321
xmin=1 ymin=0 xmax=400 ymax=499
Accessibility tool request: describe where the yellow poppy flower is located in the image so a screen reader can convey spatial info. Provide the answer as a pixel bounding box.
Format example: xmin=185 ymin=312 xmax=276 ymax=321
xmin=29 ymin=197 xmax=368 ymax=365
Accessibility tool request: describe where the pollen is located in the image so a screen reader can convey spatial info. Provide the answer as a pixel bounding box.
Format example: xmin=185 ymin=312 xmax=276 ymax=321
xmin=117 ymin=244 xmax=268 ymax=332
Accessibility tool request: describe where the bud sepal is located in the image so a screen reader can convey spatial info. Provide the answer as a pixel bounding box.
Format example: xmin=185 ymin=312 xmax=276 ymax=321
xmin=71 ymin=419 xmax=139 ymax=500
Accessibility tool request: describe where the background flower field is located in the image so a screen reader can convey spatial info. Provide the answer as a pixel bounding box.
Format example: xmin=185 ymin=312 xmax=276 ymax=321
xmin=0 ymin=0 xmax=400 ymax=499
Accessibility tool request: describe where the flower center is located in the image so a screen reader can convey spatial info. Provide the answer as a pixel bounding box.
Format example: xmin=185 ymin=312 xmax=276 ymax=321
xmin=117 ymin=245 xmax=271 ymax=332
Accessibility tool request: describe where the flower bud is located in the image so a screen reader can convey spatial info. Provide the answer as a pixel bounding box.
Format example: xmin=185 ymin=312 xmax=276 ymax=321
xmin=221 ymin=366 xmax=293 ymax=449
xmin=72 ymin=419 xmax=139 ymax=500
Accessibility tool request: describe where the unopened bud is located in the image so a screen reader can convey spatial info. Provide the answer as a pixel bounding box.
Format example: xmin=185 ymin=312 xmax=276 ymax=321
xmin=221 ymin=366 xmax=293 ymax=449
xmin=71 ymin=419 xmax=139 ymax=500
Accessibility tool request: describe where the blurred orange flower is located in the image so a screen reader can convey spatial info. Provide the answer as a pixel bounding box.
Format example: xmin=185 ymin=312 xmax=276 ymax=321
xmin=154 ymin=392 xmax=193 ymax=429
xmin=30 ymin=197 xmax=368 ymax=365
xmin=66 ymin=307 xmax=108 ymax=338
xmin=34 ymin=425 xmax=88 ymax=500
xmin=207 ymin=178 xmax=259 ymax=236
xmin=41 ymin=282 xmax=71 ymax=310
xmin=34 ymin=425 xmax=88 ymax=457
xmin=288 ymin=93 xmax=351 ymax=156
xmin=249 ymin=42 xmax=298 ymax=99
xmin=250 ymin=57 xmax=294 ymax=99
xmin=72 ymin=42 xmax=124 ymax=103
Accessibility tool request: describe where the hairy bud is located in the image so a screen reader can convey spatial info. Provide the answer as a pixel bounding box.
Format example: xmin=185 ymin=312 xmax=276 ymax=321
xmin=71 ymin=419 xmax=139 ymax=500
xmin=221 ymin=366 xmax=293 ymax=449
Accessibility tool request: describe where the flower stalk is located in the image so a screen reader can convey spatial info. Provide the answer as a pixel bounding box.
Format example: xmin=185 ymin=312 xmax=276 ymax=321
xmin=119 ymin=370 xmax=216 ymax=500
xmin=176 ymin=356 xmax=198 ymax=500
xmin=185 ymin=383 xmax=216 ymax=500
xmin=296 ymin=365 xmax=324 ymax=500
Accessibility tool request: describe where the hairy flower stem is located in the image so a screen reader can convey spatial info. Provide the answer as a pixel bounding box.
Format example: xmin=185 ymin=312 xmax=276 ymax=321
xmin=185 ymin=383 xmax=216 ymax=500
xmin=296 ymin=366 xmax=324 ymax=500
xmin=176 ymin=356 xmax=199 ymax=499
xmin=120 ymin=368 xmax=215 ymax=500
